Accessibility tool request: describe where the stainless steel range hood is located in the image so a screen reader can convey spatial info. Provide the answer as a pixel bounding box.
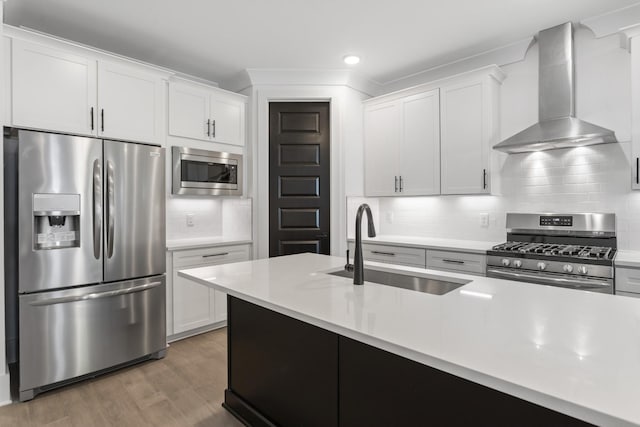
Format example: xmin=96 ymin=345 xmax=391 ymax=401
xmin=493 ymin=22 xmax=617 ymax=154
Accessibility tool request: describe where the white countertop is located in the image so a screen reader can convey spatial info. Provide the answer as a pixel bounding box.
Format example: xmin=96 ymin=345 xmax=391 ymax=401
xmin=166 ymin=237 xmax=252 ymax=251
xmin=180 ymin=253 xmax=640 ymax=426
xmin=348 ymin=234 xmax=498 ymax=254
xmin=615 ymin=250 xmax=640 ymax=269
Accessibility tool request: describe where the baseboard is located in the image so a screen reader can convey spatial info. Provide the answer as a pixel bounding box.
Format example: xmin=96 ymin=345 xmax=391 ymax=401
xmin=0 ymin=371 xmax=12 ymax=406
xmin=167 ymin=321 xmax=227 ymax=343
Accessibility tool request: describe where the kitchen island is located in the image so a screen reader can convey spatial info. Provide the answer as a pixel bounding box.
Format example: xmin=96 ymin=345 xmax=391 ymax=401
xmin=179 ymin=253 xmax=640 ymax=426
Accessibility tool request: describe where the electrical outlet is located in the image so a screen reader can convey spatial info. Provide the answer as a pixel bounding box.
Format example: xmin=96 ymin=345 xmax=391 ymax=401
xmin=186 ymin=213 xmax=195 ymax=227
xmin=385 ymin=212 xmax=394 ymax=224
xmin=479 ymin=213 xmax=489 ymax=228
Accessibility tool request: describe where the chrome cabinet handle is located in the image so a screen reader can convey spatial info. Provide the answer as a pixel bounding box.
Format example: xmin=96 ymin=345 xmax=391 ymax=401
xmin=202 ymin=252 xmax=229 ymax=258
xmin=90 ymin=107 xmax=94 ymax=131
xmin=212 ymin=119 xmax=216 ymax=138
xmin=101 ymin=109 xmax=104 ymax=132
xmin=92 ymin=159 xmax=102 ymax=259
xmin=487 ymin=269 xmax=610 ymax=288
xmin=636 ymin=158 xmax=639 ymax=185
xmin=442 ymin=259 xmax=464 ymax=264
xmin=394 ymin=176 xmax=398 ymax=193
xmin=29 ymin=281 xmax=162 ymax=306
xmin=399 ymin=176 xmax=403 ymax=192
xmin=371 ymin=250 xmax=396 ymax=257
xmin=483 ymin=169 xmax=487 ymax=189
xmin=207 ymin=119 xmax=211 ymax=137
xmin=107 ymin=161 xmax=115 ymax=259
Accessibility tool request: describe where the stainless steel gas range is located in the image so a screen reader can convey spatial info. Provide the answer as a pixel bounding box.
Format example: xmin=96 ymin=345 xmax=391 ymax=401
xmin=487 ymin=213 xmax=616 ymax=294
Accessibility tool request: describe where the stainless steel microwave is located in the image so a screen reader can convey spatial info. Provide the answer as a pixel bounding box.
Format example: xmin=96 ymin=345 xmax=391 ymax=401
xmin=172 ymin=147 xmax=243 ymax=196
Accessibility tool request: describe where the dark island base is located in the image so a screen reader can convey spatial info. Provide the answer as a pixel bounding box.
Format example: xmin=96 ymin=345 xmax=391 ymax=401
xmin=224 ymin=296 xmax=592 ymax=427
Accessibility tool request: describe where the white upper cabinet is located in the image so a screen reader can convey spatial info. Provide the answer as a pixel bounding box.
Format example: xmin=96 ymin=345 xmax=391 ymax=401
xmin=440 ymin=79 xmax=488 ymax=195
xmin=12 ymin=39 xmax=97 ymax=136
xmin=364 ymin=89 xmax=440 ymax=197
xmin=630 ymin=36 xmax=640 ymax=190
xmin=169 ymin=80 xmax=246 ymax=146
xmin=363 ymin=66 xmax=503 ymax=197
xmin=10 ymin=36 xmax=167 ymax=144
xmin=400 ymin=91 xmax=440 ymax=196
xmin=97 ymin=61 xmax=162 ymax=144
xmin=364 ymin=101 xmax=400 ymax=196
xmin=168 ymin=82 xmax=211 ymax=141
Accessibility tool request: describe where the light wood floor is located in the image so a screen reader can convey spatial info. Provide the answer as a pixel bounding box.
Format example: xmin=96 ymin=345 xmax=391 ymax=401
xmin=0 ymin=328 xmax=243 ymax=426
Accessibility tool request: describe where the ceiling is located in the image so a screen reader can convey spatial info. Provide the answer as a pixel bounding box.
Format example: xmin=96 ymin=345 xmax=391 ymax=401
xmin=4 ymin=0 xmax=639 ymax=88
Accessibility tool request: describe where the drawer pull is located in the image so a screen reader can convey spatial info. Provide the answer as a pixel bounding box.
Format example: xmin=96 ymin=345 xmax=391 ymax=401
xmin=202 ymin=252 xmax=229 ymax=258
xmin=442 ymin=259 xmax=465 ymax=265
xmin=371 ymin=251 xmax=396 ymax=257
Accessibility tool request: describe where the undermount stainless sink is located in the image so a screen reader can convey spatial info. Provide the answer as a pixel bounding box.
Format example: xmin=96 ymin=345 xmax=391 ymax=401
xmin=328 ymin=268 xmax=470 ymax=296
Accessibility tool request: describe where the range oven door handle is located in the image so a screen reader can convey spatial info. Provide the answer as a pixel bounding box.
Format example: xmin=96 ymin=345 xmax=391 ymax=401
xmin=28 ymin=281 xmax=163 ymax=306
xmin=487 ymin=268 xmax=611 ymax=289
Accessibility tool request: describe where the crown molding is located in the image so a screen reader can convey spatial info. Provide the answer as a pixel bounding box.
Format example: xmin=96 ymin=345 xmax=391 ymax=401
xmin=582 ymin=2 xmax=640 ymax=39
xmin=378 ymin=37 xmax=532 ymax=95
xmin=221 ymin=68 xmax=382 ymax=96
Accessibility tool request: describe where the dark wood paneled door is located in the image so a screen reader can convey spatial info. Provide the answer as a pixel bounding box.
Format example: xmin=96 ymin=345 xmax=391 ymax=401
xmin=269 ymin=102 xmax=330 ymax=257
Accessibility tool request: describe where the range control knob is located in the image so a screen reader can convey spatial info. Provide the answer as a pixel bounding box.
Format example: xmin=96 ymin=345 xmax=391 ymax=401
xmin=563 ymin=264 xmax=574 ymax=273
xmin=513 ymin=260 xmax=523 ymax=268
xmin=537 ymin=262 xmax=547 ymax=271
xmin=502 ymin=259 xmax=511 ymax=267
xmin=578 ymin=265 xmax=588 ymax=275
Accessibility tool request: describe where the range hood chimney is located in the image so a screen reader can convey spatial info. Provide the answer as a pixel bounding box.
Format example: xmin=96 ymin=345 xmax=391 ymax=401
xmin=493 ymin=22 xmax=617 ymax=153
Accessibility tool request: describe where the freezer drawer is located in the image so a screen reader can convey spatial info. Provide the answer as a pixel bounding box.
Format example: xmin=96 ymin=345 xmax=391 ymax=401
xmin=19 ymin=276 xmax=166 ymax=398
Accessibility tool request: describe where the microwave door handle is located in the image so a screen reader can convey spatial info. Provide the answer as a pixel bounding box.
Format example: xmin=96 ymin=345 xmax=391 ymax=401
xmin=92 ymin=159 xmax=102 ymax=259
xmin=106 ymin=161 xmax=115 ymax=259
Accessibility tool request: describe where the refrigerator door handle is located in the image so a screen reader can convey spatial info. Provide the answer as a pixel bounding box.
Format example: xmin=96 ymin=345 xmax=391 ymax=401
xmin=92 ymin=159 xmax=102 ymax=259
xmin=106 ymin=161 xmax=115 ymax=259
xmin=28 ymin=281 xmax=163 ymax=306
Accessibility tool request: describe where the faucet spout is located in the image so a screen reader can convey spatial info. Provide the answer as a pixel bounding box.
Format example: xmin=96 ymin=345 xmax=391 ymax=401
xmin=354 ymin=203 xmax=376 ymax=285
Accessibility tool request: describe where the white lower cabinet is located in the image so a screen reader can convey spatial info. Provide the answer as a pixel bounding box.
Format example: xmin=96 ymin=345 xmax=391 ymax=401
xmin=615 ymin=266 xmax=640 ymax=296
xmin=348 ymin=242 xmax=486 ymax=275
xmin=426 ymin=250 xmax=486 ymax=275
xmin=168 ymin=243 xmax=250 ymax=340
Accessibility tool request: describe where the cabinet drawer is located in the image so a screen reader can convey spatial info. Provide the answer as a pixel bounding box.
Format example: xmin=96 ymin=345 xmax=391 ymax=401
xmin=349 ymin=243 xmax=426 ymax=268
xmin=616 ymin=291 xmax=640 ymax=299
xmin=173 ymin=244 xmax=250 ymax=268
xmin=427 ymin=250 xmax=486 ymax=275
xmin=615 ymin=267 xmax=640 ymax=293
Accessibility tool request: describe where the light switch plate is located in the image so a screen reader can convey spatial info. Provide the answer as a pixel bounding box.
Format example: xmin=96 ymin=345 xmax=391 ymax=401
xmin=186 ymin=213 xmax=195 ymax=227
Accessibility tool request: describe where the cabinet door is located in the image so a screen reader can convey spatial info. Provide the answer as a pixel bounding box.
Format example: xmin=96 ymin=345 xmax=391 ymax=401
xmin=440 ymin=79 xmax=489 ymax=195
xmin=172 ymin=269 xmax=214 ymax=334
xmin=168 ymin=82 xmax=211 ymax=142
xmin=631 ymin=37 xmax=640 ymax=190
xmin=12 ymin=39 xmax=97 ymax=136
xmin=399 ymin=90 xmax=440 ymax=196
xmin=213 ymin=290 xmax=228 ymax=322
xmin=211 ymin=95 xmax=245 ymax=146
xmin=364 ymin=101 xmax=400 ymax=196
xmin=97 ymin=61 xmax=161 ymax=143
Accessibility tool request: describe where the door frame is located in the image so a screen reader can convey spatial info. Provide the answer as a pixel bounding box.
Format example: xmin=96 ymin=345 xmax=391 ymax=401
xmin=255 ymin=87 xmax=346 ymax=259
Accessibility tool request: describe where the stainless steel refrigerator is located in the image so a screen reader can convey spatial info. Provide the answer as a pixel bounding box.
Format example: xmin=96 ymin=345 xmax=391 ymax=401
xmin=4 ymin=128 xmax=167 ymax=401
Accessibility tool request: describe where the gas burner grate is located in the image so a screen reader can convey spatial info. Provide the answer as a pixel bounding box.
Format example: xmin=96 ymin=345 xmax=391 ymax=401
xmin=491 ymin=242 xmax=616 ymax=260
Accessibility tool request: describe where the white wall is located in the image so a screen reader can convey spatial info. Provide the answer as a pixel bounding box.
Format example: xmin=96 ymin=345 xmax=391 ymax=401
xmin=352 ymin=28 xmax=640 ymax=250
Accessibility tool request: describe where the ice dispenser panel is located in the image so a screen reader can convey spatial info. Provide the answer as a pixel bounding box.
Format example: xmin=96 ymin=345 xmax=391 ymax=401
xmin=33 ymin=194 xmax=80 ymax=250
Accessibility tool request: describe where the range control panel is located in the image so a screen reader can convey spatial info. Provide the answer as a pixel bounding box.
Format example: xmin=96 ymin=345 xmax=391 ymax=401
xmin=540 ymin=215 xmax=573 ymax=227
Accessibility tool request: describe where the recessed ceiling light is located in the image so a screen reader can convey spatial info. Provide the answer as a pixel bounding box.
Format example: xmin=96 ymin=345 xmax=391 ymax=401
xmin=343 ymin=55 xmax=360 ymax=65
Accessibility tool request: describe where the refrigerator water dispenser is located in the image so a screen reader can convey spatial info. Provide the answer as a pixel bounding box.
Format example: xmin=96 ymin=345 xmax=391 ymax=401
xmin=33 ymin=193 xmax=80 ymax=250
